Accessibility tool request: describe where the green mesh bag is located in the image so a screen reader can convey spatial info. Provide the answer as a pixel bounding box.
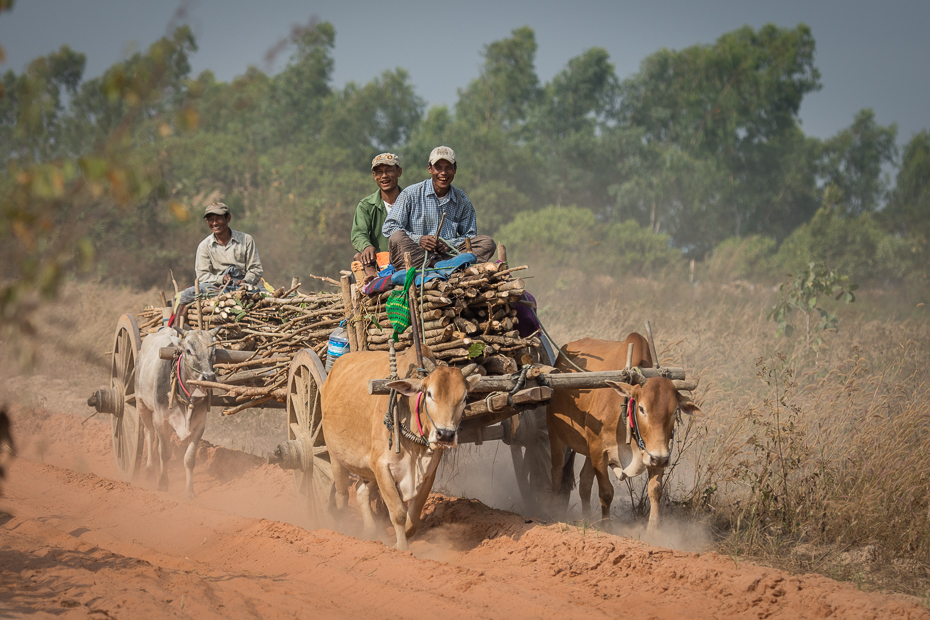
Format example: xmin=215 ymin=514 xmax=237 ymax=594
xmin=386 ymin=266 xmax=417 ymax=341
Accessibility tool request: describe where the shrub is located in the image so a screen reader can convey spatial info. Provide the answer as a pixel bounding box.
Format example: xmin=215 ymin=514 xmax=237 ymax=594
xmin=703 ymin=235 xmax=778 ymax=283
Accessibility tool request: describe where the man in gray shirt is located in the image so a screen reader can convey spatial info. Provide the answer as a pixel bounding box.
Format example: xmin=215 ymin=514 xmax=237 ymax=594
xmin=171 ymin=202 xmax=263 ymax=327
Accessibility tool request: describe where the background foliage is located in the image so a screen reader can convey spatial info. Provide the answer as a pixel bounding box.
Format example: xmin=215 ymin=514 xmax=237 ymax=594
xmin=1 ymin=17 xmax=928 ymax=321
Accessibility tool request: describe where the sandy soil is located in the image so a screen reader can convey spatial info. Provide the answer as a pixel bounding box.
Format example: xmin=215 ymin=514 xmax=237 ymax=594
xmin=1 ymin=403 xmax=927 ymax=620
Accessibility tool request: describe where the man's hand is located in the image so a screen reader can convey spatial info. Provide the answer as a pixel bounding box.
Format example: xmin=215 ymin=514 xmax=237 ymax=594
xmin=419 ymin=235 xmax=450 ymax=253
xmin=359 ymin=245 xmax=377 ymax=265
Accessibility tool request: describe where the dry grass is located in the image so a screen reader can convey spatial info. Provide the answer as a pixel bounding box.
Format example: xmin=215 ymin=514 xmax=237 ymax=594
xmin=534 ymin=267 xmax=930 ymax=597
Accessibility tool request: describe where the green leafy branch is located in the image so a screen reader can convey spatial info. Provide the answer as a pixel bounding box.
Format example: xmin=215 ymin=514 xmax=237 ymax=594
xmin=769 ymin=262 xmax=857 ymax=350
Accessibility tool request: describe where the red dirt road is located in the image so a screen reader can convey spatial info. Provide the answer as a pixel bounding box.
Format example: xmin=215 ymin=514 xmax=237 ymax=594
xmin=1 ymin=408 xmax=927 ymax=619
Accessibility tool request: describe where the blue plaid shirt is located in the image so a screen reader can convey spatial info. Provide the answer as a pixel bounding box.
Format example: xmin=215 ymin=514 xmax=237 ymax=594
xmin=382 ymin=178 xmax=478 ymax=248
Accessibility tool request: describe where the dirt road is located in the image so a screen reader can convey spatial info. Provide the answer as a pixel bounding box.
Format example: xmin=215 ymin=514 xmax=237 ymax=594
xmin=1 ymin=407 xmax=927 ymax=619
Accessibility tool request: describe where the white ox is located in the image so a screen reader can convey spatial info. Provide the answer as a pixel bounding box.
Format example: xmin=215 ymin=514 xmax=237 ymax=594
xmin=321 ymin=348 xmax=480 ymax=550
xmin=136 ymin=326 xmax=219 ymax=497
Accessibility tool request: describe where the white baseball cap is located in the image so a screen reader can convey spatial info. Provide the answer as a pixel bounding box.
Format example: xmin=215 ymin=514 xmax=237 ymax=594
xmin=428 ymin=146 xmax=456 ymax=166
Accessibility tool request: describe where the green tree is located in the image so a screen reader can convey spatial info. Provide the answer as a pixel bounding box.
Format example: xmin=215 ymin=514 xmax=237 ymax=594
xmin=821 ymin=108 xmax=898 ymax=215
xmin=618 ymin=24 xmax=823 ymax=251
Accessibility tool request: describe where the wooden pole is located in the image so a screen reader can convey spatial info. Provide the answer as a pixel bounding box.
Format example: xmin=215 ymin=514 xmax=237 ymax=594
xmin=644 ymin=320 xmax=660 ymax=368
xmin=369 ymin=367 xmax=687 ymax=395
xmin=404 ymin=252 xmax=424 ymax=372
xmin=339 ymin=275 xmax=359 ymax=352
xmin=194 ymin=273 xmax=204 ymax=330
xmin=351 ymin=283 xmax=367 ymax=351
xmin=390 ymin=339 xmax=400 ymax=454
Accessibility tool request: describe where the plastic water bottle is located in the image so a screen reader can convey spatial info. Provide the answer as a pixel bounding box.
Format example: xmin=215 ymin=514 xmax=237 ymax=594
xmin=325 ymin=323 xmax=350 ymax=373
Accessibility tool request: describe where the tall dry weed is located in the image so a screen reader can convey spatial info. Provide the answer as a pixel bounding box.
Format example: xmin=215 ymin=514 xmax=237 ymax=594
xmin=533 ymin=269 xmax=930 ymax=594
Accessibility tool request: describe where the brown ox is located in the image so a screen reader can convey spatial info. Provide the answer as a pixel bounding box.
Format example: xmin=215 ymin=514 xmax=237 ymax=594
xmin=547 ymin=334 xmax=701 ymax=532
xmin=321 ymin=348 xmax=479 ymax=550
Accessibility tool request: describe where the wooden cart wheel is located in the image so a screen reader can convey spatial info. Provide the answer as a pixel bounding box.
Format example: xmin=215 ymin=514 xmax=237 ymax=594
xmin=110 ymin=313 xmax=144 ymax=481
xmin=507 ymin=407 xmax=552 ymax=517
xmin=286 ymin=349 xmax=333 ymax=525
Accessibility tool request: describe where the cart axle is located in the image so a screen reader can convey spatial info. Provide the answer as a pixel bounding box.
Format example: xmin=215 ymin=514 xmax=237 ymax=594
xmin=268 ymin=439 xmax=306 ymax=470
xmin=87 ymin=388 xmax=122 ymax=416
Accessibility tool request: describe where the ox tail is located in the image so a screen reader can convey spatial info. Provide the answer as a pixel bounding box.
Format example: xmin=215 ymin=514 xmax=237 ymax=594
xmin=560 ymin=448 xmax=576 ymax=495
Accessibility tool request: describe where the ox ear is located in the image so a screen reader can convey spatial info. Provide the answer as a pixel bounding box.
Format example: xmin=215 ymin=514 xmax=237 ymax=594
xmin=605 ymin=380 xmax=635 ymax=398
xmin=386 ymin=379 xmax=422 ymax=397
xmin=465 ymin=373 xmax=482 ymax=392
xmin=676 ymin=392 xmax=702 ymax=416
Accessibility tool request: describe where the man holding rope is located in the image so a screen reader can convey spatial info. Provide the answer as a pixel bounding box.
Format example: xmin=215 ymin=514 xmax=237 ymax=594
xmin=382 ymin=146 xmax=496 ymax=270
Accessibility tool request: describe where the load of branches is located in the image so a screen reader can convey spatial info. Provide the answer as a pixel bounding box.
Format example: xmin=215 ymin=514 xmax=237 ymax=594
xmin=127 ymin=258 xmax=542 ymax=412
xmin=355 ymin=262 xmax=541 ymax=375
xmin=134 ymin=285 xmax=346 ymax=407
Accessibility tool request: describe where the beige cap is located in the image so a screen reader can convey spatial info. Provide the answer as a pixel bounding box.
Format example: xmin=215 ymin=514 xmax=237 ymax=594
xmin=371 ymin=152 xmax=400 ymax=169
xmin=428 ymin=146 xmax=456 ymax=166
xmin=203 ymin=202 xmax=230 ymax=218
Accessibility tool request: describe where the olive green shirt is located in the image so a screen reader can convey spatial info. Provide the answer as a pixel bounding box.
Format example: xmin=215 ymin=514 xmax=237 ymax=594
xmin=351 ymin=188 xmax=401 ymax=254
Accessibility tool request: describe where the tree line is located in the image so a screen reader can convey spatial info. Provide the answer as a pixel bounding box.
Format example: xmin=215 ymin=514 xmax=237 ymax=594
xmin=2 ymin=19 xmax=928 ymax=313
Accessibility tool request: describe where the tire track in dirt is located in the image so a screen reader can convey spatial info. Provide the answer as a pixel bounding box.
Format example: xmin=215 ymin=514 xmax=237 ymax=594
xmin=1 ymin=408 xmax=927 ymax=619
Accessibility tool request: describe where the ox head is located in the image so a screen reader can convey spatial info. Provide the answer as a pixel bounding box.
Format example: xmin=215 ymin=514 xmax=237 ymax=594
xmin=605 ymin=378 xmax=701 ymax=473
xmin=386 ymin=367 xmax=481 ymax=450
xmin=175 ymin=326 xmax=221 ymax=398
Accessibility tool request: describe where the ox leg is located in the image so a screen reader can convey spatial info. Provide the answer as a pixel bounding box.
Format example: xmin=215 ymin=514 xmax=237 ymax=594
xmin=404 ymin=467 xmax=439 ymax=540
xmin=182 ymin=414 xmax=206 ymax=499
xmin=355 ymin=480 xmax=378 ymax=539
xmin=547 ymin=435 xmax=570 ymax=519
xmin=331 ymin=458 xmax=351 ymax=511
xmin=373 ymin=464 xmax=409 ymax=551
xmin=589 ymin=452 xmax=615 ymax=527
xmin=646 ymin=466 xmax=664 ymax=534
xmin=156 ymin=424 xmax=172 ymax=492
xmin=138 ymin=404 xmax=157 ymax=480
xmin=578 ymin=457 xmax=595 ymax=518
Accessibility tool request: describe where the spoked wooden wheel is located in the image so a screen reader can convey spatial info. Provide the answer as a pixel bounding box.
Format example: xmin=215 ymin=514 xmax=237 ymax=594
xmin=507 ymin=407 xmax=552 ymax=517
xmin=286 ymin=349 xmax=333 ymax=525
xmin=110 ymin=313 xmax=144 ymax=481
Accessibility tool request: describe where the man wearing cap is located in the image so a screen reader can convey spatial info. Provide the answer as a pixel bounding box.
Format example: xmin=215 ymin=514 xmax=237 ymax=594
xmin=170 ymin=202 xmax=263 ymax=327
xmin=382 ymin=146 xmax=496 ymax=270
xmin=350 ymin=152 xmax=403 ymax=278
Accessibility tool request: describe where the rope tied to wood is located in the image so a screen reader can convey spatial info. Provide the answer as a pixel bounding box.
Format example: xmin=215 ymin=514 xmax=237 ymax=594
xmin=383 ymin=340 xmax=430 ymax=449
xmin=484 ymin=364 xmax=533 ymax=412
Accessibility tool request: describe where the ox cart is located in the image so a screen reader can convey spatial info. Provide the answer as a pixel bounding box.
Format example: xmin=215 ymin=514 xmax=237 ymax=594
xmin=87 ymin=244 xmax=693 ymax=520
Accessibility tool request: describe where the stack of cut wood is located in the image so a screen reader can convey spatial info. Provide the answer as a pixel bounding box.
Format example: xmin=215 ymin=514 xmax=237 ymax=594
xmin=359 ymin=262 xmax=541 ymax=374
xmin=136 ymin=287 xmax=345 ymax=407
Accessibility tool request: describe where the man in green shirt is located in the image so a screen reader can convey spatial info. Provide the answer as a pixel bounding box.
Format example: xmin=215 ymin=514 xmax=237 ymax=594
xmin=351 ymin=152 xmax=403 ymax=278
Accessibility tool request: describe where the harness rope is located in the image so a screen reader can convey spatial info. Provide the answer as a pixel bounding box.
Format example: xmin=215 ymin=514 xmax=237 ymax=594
xmin=383 ymin=345 xmax=430 ymax=448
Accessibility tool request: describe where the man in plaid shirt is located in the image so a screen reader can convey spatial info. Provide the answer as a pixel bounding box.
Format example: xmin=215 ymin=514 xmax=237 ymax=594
xmin=382 ymin=146 xmax=496 ymax=269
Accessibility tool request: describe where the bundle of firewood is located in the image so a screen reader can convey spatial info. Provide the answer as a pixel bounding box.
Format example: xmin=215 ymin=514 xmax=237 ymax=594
xmin=136 ymin=286 xmax=346 ymax=406
xmin=357 ymin=262 xmax=541 ymax=374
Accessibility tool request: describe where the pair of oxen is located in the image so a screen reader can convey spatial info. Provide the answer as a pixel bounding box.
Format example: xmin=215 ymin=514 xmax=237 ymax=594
xmin=135 ymin=327 xmax=700 ymax=551
xmin=321 ymin=333 xmax=702 ymax=551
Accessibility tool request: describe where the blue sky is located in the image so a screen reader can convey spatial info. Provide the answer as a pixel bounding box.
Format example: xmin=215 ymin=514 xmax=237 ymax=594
xmin=1 ymin=0 xmax=927 ymax=146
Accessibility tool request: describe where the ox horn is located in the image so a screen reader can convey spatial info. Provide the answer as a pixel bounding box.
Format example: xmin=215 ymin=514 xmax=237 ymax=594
xmin=673 ymin=379 xmax=699 ymax=392
xmin=422 ymin=357 xmax=437 ymax=373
